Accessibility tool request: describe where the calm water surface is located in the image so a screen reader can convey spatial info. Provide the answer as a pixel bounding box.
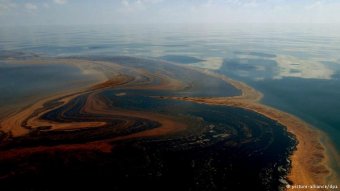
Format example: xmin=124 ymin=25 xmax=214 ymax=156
xmin=1 ymin=24 xmax=339 ymax=152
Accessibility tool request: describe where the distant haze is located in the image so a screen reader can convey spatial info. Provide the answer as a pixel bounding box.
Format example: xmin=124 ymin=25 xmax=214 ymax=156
xmin=1 ymin=0 xmax=340 ymax=26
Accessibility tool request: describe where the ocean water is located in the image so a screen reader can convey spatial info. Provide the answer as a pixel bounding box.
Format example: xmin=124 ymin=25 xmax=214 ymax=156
xmin=0 ymin=24 xmax=339 ymax=152
xmin=0 ymin=61 xmax=100 ymax=117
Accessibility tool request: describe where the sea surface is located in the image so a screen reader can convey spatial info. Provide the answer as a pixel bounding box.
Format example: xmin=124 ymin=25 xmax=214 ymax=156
xmin=1 ymin=23 xmax=339 ymax=178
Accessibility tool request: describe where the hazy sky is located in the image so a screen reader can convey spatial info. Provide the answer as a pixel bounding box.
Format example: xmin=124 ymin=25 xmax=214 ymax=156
xmin=1 ymin=0 xmax=340 ymax=25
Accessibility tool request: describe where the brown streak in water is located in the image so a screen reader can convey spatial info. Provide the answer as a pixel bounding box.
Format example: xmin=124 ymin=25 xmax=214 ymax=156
xmin=0 ymin=58 xmax=188 ymax=160
xmin=1 ymin=58 xmax=338 ymax=188
xmin=0 ymin=60 xmax=133 ymax=137
xmin=83 ymin=93 xmax=188 ymax=141
xmin=154 ymin=66 xmax=339 ymax=188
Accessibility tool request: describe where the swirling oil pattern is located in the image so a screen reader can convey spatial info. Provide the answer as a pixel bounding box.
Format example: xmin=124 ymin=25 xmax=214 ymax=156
xmin=0 ymin=57 xmax=296 ymax=191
